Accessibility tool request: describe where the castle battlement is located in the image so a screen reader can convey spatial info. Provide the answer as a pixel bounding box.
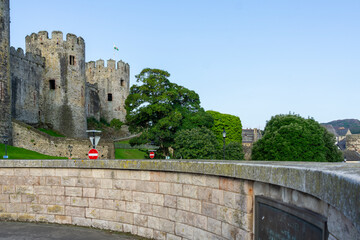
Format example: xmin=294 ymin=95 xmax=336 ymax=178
xmin=10 ymin=47 xmax=45 ymax=66
xmin=25 ymin=30 xmax=85 ymax=49
xmin=86 ymin=59 xmax=130 ymax=72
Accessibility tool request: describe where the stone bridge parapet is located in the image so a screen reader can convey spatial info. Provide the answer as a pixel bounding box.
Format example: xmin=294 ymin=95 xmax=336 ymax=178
xmin=0 ymin=159 xmax=358 ymax=240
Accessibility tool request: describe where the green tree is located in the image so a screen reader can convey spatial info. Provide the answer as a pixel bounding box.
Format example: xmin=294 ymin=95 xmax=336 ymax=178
xmin=252 ymin=114 xmax=343 ymax=162
xmin=181 ymin=110 xmax=214 ymax=130
xmin=110 ymin=118 xmax=123 ymax=130
xmin=173 ymin=127 xmax=218 ymax=159
xmin=125 ymin=68 xmax=205 ymax=157
xmin=207 ymin=110 xmax=243 ymax=145
xmin=225 ymin=142 xmax=244 ymax=160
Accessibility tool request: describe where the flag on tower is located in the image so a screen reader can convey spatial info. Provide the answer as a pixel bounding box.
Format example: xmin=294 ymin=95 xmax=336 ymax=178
xmin=114 ymin=45 xmax=119 ymax=51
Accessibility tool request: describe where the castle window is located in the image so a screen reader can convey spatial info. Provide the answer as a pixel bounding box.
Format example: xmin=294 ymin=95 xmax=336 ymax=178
xmin=108 ymin=93 xmax=113 ymax=101
xmin=69 ymin=55 xmax=75 ymax=65
xmin=49 ymin=80 xmax=55 ymax=90
xmin=121 ymin=79 xmax=125 ymax=87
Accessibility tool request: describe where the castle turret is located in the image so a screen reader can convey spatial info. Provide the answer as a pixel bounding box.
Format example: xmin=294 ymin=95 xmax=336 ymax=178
xmin=86 ymin=59 xmax=130 ymax=123
xmin=25 ymin=31 xmax=87 ymax=138
xmin=0 ymin=0 xmax=12 ymax=144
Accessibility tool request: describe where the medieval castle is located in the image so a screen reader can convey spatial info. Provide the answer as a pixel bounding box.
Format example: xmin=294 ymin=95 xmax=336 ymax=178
xmin=0 ymin=0 xmax=129 ymax=143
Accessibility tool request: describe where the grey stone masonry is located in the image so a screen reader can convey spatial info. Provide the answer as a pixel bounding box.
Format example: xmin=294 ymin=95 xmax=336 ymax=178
xmin=10 ymin=47 xmax=45 ymax=124
xmin=86 ymin=59 xmax=130 ymax=123
xmin=25 ymin=31 xmax=87 ymax=138
xmin=0 ymin=0 xmax=12 ymax=144
xmin=0 ymin=160 xmax=358 ymax=239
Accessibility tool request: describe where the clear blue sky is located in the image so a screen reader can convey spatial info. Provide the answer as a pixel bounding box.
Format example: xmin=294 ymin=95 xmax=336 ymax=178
xmin=10 ymin=0 xmax=360 ymax=129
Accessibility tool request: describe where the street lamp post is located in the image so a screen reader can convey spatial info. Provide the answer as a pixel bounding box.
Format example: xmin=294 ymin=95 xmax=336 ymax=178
xmin=222 ymin=128 xmax=226 ymax=160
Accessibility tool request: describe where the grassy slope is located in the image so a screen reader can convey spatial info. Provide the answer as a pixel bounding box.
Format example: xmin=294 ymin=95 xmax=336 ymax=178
xmin=0 ymin=143 xmax=66 ymax=159
xmin=115 ymin=149 xmax=146 ymax=159
xmin=38 ymin=128 xmax=66 ymax=137
xmin=114 ymin=139 xmax=147 ymax=159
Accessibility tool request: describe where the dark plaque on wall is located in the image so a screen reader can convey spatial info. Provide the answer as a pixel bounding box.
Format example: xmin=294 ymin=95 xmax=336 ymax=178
xmin=255 ymin=196 xmax=327 ymax=240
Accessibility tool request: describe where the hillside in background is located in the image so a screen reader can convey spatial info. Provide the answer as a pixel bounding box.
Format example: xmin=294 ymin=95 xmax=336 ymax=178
xmin=323 ymin=119 xmax=360 ymax=134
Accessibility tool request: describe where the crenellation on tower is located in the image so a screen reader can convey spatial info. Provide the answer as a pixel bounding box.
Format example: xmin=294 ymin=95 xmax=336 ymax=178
xmin=86 ymin=58 xmax=130 ymax=123
xmin=10 ymin=47 xmax=45 ymax=67
xmin=95 ymin=59 xmax=104 ymax=68
xmin=107 ymin=59 xmax=115 ymax=69
xmin=38 ymin=31 xmax=49 ymax=40
xmin=24 ymin=30 xmax=88 ymax=138
xmin=51 ymin=31 xmax=63 ymax=43
xmin=86 ymin=61 xmax=95 ymax=70
xmin=1 ymin=6 xmax=130 ymax=140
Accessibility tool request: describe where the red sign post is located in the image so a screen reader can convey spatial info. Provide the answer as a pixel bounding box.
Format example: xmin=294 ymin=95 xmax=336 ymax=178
xmin=88 ymin=148 xmax=99 ymax=159
xmin=149 ymin=151 xmax=155 ymax=159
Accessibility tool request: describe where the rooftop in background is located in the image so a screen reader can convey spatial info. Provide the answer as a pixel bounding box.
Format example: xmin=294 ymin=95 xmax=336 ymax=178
xmin=344 ymin=150 xmax=360 ymax=162
xmin=242 ymin=128 xmax=262 ymax=143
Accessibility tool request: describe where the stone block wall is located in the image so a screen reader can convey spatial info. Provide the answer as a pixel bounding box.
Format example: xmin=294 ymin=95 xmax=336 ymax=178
xmin=12 ymin=120 xmax=114 ymax=159
xmin=0 ymin=0 xmax=12 ymax=144
xmin=25 ymin=31 xmax=87 ymax=138
xmin=0 ymin=167 xmax=253 ymax=240
xmin=0 ymin=160 xmax=359 ymax=239
xmin=10 ymin=47 xmax=44 ymax=124
xmin=86 ymin=59 xmax=130 ymax=123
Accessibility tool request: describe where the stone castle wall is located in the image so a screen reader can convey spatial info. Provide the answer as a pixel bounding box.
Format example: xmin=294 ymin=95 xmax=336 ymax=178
xmin=0 ymin=0 xmax=12 ymax=144
xmin=12 ymin=120 xmax=114 ymax=159
xmin=0 ymin=160 xmax=358 ymax=240
xmin=85 ymin=82 xmax=100 ymax=121
xmin=86 ymin=59 xmax=130 ymax=123
xmin=25 ymin=31 xmax=87 ymax=138
xmin=10 ymin=47 xmax=44 ymax=124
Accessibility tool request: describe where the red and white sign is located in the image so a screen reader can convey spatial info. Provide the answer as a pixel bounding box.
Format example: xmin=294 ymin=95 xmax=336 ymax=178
xmin=149 ymin=151 xmax=155 ymax=159
xmin=88 ymin=148 xmax=99 ymax=159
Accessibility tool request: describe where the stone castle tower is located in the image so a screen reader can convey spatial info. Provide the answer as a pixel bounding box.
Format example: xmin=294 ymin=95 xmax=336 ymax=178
xmin=0 ymin=0 xmax=12 ymax=144
xmin=0 ymin=1 xmax=130 ymax=140
xmin=25 ymin=31 xmax=87 ymax=138
xmin=86 ymin=59 xmax=130 ymax=123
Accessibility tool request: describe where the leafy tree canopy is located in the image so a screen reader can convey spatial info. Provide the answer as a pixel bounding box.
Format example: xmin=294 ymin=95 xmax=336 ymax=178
xmin=224 ymin=142 xmax=244 ymax=160
xmin=125 ymin=68 xmax=209 ymax=156
xmin=252 ymin=114 xmax=343 ymax=162
xmin=207 ymin=110 xmax=243 ymax=146
xmin=174 ymin=127 xmax=218 ymax=159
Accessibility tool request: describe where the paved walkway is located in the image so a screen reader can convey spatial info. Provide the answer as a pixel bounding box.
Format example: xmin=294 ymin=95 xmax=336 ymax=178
xmin=0 ymin=222 xmax=148 ymax=240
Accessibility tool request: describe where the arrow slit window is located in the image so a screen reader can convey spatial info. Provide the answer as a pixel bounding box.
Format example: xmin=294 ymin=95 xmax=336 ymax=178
xmin=69 ymin=55 xmax=75 ymax=65
xmin=49 ymin=80 xmax=55 ymax=90
xmin=108 ymin=93 xmax=112 ymax=101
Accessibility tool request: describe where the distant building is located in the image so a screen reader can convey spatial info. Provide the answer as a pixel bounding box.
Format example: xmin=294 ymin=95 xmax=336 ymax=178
xmin=336 ymin=127 xmax=352 ymax=142
xmin=322 ymin=125 xmax=352 ymax=147
xmin=242 ymin=128 xmax=262 ymax=144
xmin=242 ymin=128 xmax=262 ymax=160
xmin=323 ymin=124 xmax=360 ymax=161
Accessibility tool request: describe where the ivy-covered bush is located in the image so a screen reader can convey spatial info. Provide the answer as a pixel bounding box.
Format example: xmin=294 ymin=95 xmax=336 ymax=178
xmin=206 ymin=110 xmax=243 ymax=145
